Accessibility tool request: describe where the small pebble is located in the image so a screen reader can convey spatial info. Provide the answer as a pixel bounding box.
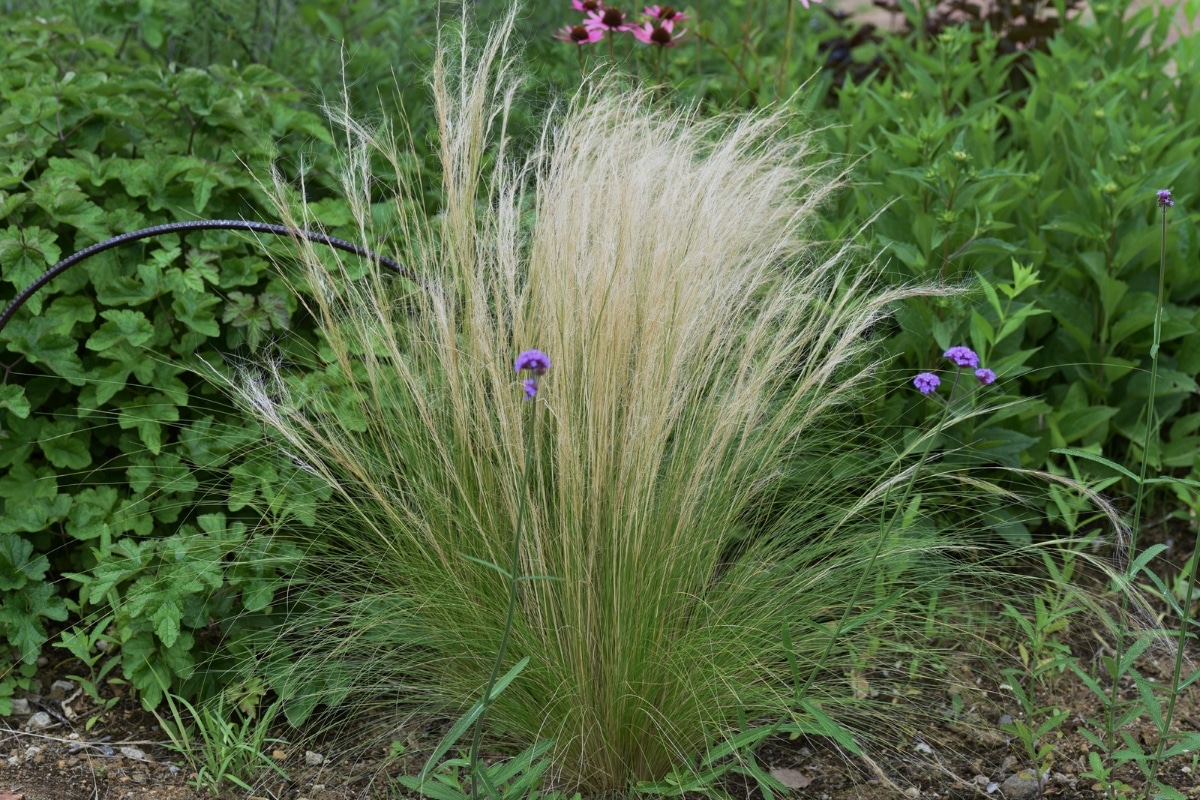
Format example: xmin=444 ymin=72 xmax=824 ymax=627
xmin=25 ymin=712 xmax=52 ymax=731
xmin=998 ymin=769 xmax=1041 ymax=800
xmin=9 ymin=698 xmax=30 ymax=716
xmin=119 ymin=746 xmax=148 ymax=762
xmin=48 ymin=680 xmax=76 ymax=700
xmin=305 ymin=750 xmax=325 ymax=766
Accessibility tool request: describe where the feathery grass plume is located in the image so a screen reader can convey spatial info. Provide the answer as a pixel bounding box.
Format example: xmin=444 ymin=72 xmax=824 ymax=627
xmin=211 ymin=10 xmax=1130 ymax=795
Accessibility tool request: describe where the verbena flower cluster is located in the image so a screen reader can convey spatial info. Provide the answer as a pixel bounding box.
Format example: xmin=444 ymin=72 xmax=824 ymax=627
xmin=515 ymin=349 xmax=552 ymax=400
xmin=1157 ymin=189 xmax=1174 ymax=208
xmin=555 ymin=3 xmax=689 ymax=47
xmin=913 ymin=346 xmax=995 ymax=395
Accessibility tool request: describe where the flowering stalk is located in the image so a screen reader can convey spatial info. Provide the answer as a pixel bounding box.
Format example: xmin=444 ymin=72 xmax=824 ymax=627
xmin=468 ymin=350 xmax=550 ymax=800
xmin=1143 ymin=191 xmax=1192 ymax=800
xmin=1101 ymin=193 xmax=1170 ymax=773
xmin=791 ymin=346 xmax=981 ymax=708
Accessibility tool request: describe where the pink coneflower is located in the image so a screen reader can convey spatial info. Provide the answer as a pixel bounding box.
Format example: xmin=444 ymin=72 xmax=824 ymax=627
xmin=644 ymin=4 xmax=687 ymax=26
xmin=630 ymin=21 xmax=684 ymax=46
xmin=584 ymin=6 xmax=633 ymax=33
xmin=572 ymin=0 xmax=603 ymax=11
xmin=554 ymin=23 xmax=605 ymax=44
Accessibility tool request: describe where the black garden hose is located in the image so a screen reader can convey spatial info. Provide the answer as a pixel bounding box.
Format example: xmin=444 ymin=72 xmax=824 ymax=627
xmin=0 ymin=219 xmax=411 ymax=335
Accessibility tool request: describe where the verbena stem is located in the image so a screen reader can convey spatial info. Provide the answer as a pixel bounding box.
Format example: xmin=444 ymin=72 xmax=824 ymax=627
xmin=468 ymin=393 xmax=540 ymax=799
xmin=1145 ymin=200 xmax=1187 ymax=798
xmin=792 ymin=368 xmax=962 ymax=706
xmin=1105 ymin=198 xmax=1164 ymax=781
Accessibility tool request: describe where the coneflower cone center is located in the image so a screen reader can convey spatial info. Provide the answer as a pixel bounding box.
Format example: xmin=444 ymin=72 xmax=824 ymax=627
xmin=601 ymin=8 xmax=625 ymax=27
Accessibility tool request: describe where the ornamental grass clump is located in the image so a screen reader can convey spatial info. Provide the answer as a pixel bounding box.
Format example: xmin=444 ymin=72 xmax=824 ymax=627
xmin=215 ymin=14 xmax=1099 ymax=795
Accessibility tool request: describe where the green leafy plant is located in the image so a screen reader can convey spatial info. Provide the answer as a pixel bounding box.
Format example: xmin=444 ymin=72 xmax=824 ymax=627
xmin=0 ymin=10 xmax=347 ymax=710
xmin=52 ymin=613 xmax=123 ymax=729
xmin=152 ymin=682 xmax=289 ymax=795
xmin=398 ymin=739 xmax=576 ymax=800
xmin=997 ymin=554 xmax=1085 ymax=780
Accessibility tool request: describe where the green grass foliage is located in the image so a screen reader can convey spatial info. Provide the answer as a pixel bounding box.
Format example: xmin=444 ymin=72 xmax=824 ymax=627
xmin=210 ymin=16 xmax=1116 ymax=794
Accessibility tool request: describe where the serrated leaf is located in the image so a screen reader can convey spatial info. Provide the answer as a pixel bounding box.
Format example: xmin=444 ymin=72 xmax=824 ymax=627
xmin=0 ymin=385 xmax=30 ymax=418
xmin=44 ymin=295 xmax=96 ymax=336
xmin=0 ymin=531 xmax=49 ymax=590
xmin=0 ymin=580 xmax=68 ymax=662
xmin=117 ymin=394 xmax=179 ymax=455
xmin=38 ymin=420 xmax=91 ymax=469
xmin=150 ymin=597 xmax=182 ymax=649
xmin=0 ymin=225 xmax=61 ymax=315
xmin=86 ymin=309 xmax=155 ymax=350
xmin=1 ymin=316 xmax=87 ymax=384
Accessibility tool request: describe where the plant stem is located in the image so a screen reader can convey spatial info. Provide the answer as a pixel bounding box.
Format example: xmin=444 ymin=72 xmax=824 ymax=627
xmin=468 ymin=397 xmax=540 ymax=799
xmin=1105 ymin=201 xmax=1165 ymax=769
xmin=792 ymin=369 xmax=961 ymax=705
xmin=1143 ymin=201 xmax=1184 ymax=800
xmin=776 ymin=0 xmax=795 ymax=100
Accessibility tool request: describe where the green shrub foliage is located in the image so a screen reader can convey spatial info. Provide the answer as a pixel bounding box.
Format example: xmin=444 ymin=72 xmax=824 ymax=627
xmin=0 ymin=14 xmax=352 ymax=711
xmin=805 ymin=2 xmax=1200 ymax=542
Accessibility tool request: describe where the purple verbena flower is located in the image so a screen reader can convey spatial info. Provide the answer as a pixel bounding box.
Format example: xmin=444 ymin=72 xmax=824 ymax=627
xmin=515 ymin=349 xmax=552 ymax=375
xmin=944 ymin=346 xmax=980 ymax=368
xmin=975 ymin=368 xmax=996 ymax=385
xmin=1158 ymin=189 xmax=1174 ymax=208
xmin=522 ymin=377 xmax=539 ymax=401
xmin=913 ymin=372 xmax=941 ymax=394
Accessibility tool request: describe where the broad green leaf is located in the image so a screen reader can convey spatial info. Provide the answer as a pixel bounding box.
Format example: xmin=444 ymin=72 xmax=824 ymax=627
xmin=66 ymin=486 xmax=118 ymax=541
xmin=38 ymin=420 xmax=91 ymax=469
xmin=117 ymin=394 xmax=179 ymax=455
xmin=0 ymin=225 xmax=61 ymax=315
xmin=0 ymin=531 xmax=49 ymax=590
xmin=0 ymin=385 xmax=30 ymax=419
xmin=85 ymin=309 xmax=154 ymax=351
xmin=0 ymin=580 xmax=67 ymax=662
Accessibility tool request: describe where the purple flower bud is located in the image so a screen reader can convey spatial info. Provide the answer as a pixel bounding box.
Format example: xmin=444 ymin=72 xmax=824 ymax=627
xmin=515 ymin=349 xmax=551 ymax=375
xmin=943 ymin=346 xmax=980 ymax=368
xmin=1157 ymin=189 xmax=1174 ymax=208
xmin=975 ymin=368 xmax=996 ymax=385
xmin=913 ymin=372 xmax=941 ymax=394
xmin=522 ymin=377 xmax=538 ymax=401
